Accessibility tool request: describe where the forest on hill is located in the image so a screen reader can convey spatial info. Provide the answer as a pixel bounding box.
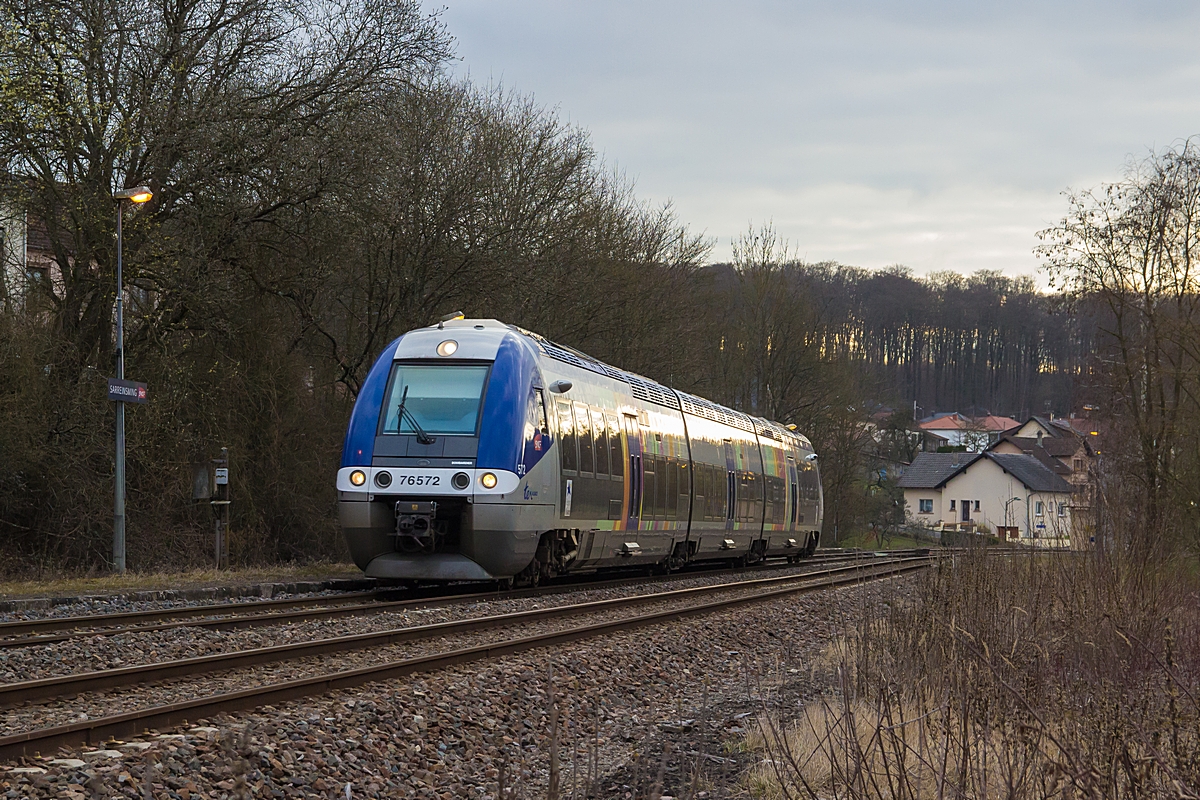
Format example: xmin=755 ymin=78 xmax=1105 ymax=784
xmin=0 ymin=0 xmax=1193 ymax=572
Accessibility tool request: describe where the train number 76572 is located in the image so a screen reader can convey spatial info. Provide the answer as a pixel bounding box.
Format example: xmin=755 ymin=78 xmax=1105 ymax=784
xmin=398 ymin=474 xmax=440 ymax=486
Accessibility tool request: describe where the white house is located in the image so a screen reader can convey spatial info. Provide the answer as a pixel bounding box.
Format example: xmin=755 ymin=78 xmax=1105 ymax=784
xmin=899 ymin=451 xmax=1075 ymax=545
xmin=917 ymin=413 xmax=1021 ymax=453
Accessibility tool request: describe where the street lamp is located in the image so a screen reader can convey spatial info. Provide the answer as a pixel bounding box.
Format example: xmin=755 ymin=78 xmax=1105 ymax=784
xmin=1004 ymin=496 xmax=1022 ymax=540
xmin=113 ymin=185 xmax=153 ymax=573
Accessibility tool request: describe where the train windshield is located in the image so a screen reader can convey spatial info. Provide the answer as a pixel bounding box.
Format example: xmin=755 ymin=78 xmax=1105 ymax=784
xmin=381 ymin=363 xmax=490 ymax=435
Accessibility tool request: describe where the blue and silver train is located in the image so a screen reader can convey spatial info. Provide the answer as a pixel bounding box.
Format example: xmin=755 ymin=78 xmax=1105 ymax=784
xmin=338 ymin=318 xmax=823 ymax=584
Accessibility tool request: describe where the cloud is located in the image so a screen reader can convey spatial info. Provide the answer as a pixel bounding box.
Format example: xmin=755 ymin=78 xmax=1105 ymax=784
xmin=440 ymin=0 xmax=1200 ymax=276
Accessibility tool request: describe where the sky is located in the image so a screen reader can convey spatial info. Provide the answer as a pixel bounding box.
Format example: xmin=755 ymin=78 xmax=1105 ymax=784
xmin=439 ymin=1 xmax=1200 ymax=276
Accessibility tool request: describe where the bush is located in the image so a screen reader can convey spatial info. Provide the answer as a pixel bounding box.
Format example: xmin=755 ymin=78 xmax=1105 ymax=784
xmin=746 ymin=548 xmax=1200 ymax=798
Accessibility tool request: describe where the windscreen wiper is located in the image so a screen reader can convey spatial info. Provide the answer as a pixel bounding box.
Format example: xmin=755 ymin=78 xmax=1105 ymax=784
xmin=397 ymin=385 xmax=436 ymax=445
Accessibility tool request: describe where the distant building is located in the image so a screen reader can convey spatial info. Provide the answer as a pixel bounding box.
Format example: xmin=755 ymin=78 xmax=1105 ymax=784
xmin=899 ymin=451 xmax=1075 ymax=546
xmin=1 ymin=197 xmax=59 ymax=313
xmin=988 ymin=415 xmax=1099 ymax=540
xmin=917 ymin=412 xmax=1021 ymax=452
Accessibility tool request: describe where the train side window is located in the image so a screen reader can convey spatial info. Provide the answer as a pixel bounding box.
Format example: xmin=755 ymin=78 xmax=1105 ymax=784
xmin=713 ymin=465 xmax=724 ymax=519
xmin=643 ymin=457 xmax=657 ymax=519
xmin=557 ymin=400 xmax=577 ymax=473
xmin=776 ymin=476 xmax=785 ymax=524
xmin=707 ymin=465 xmax=716 ymax=520
xmin=665 ymin=457 xmax=678 ymax=520
xmin=662 ymin=455 xmax=672 ymax=520
xmin=606 ymin=414 xmax=623 ymax=478
xmin=534 ymin=389 xmax=548 ymax=433
xmin=678 ymin=461 xmax=689 ymax=519
xmin=575 ymin=404 xmax=594 ymax=475
xmin=763 ymin=475 xmax=773 ymax=525
xmin=592 ymin=408 xmax=610 ymax=477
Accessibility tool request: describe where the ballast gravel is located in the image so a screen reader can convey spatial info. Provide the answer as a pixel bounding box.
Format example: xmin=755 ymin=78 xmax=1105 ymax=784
xmin=0 ymin=589 xmax=363 ymax=626
xmin=0 ymin=566 xmax=903 ymax=737
xmin=0 ymin=574 xmax=918 ymax=799
xmin=0 ymin=561 xmax=868 ymax=685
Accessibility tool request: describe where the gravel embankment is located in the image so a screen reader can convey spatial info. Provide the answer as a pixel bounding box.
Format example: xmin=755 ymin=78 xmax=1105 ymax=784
xmin=1 ymin=574 xmax=918 ymax=799
xmin=0 ymin=566 xmax=899 ymax=737
xmin=0 ymin=563 xmax=857 ymax=684
xmin=0 ymin=583 xmax=370 ymax=621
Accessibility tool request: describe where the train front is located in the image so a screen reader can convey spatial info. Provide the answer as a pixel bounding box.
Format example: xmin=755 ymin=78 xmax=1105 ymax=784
xmin=337 ymin=319 xmax=554 ymax=581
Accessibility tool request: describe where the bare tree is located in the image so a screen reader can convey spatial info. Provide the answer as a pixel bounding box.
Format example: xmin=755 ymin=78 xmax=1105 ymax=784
xmin=1039 ymin=138 xmax=1200 ymax=549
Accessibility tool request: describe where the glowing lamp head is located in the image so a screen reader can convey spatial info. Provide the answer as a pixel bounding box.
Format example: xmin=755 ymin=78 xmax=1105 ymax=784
xmin=479 ymin=472 xmax=498 ymax=489
xmin=349 ymin=469 xmax=367 ymax=487
xmin=115 ymin=185 xmax=154 ymax=204
xmin=436 ymin=340 xmax=458 ymax=357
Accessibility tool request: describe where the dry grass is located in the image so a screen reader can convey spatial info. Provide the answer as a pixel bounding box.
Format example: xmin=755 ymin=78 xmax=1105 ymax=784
xmin=0 ymin=561 xmax=360 ymax=600
xmin=744 ymin=547 xmax=1200 ymax=799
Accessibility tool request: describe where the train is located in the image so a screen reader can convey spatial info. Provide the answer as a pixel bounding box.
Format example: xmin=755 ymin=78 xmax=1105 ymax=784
xmin=338 ymin=317 xmax=823 ymax=585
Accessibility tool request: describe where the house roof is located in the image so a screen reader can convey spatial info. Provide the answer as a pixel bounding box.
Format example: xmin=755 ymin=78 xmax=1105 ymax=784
xmin=991 ymin=433 xmax=1083 ymax=460
xmin=918 ymin=413 xmax=1020 ymax=433
xmin=975 ymin=415 xmax=1021 ymax=432
xmin=897 ymin=452 xmax=983 ymax=488
xmin=988 ymin=453 xmax=1074 ymax=493
xmin=899 ymin=451 xmax=1074 ymax=493
xmin=918 ymin=413 xmax=969 ymax=431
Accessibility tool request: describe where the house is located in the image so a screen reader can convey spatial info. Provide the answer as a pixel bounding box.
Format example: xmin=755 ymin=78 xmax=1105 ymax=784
xmin=918 ymin=412 xmax=1021 ymax=452
xmin=899 ymin=451 xmax=1075 ymax=546
xmin=1 ymin=197 xmax=59 ymax=312
xmin=988 ymin=415 xmax=1098 ymax=538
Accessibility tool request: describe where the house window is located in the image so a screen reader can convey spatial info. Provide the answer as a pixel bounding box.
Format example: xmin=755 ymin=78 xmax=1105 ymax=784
xmin=919 ymin=499 xmax=933 ymax=514
xmin=1073 ymin=458 xmax=1083 ymax=472
xmin=1035 ymin=501 xmax=1044 ymax=517
xmin=1058 ymin=503 xmax=1067 ymax=517
xmin=974 ymin=500 xmax=980 ymax=512
xmin=949 ymin=500 xmax=956 ymax=511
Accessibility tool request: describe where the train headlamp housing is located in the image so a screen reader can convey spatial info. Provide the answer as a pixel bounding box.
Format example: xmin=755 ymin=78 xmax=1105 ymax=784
xmin=374 ymin=471 xmax=392 ymax=488
xmin=479 ymin=472 xmax=498 ymax=489
xmin=349 ymin=470 xmax=367 ymax=487
xmin=436 ymin=340 xmax=458 ymax=357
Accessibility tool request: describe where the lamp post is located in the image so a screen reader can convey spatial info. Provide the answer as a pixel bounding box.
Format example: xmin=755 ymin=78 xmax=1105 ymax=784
xmin=1004 ymin=496 xmax=1022 ymax=541
xmin=112 ymin=185 xmax=153 ymax=573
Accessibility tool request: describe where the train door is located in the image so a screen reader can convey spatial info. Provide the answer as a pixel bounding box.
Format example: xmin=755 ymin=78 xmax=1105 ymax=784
xmin=624 ymin=414 xmax=642 ymax=530
xmin=787 ymin=456 xmax=799 ymax=530
xmin=723 ymin=440 xmax=736 ymax=534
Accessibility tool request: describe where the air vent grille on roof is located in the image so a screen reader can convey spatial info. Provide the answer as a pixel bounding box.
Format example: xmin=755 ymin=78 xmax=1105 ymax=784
xmin=677 ymin=393 xmax=756 ymax=434
xmin=626 ymin=375 xmax=680 ymax=409
xmin=514 ymin=327 xmax=681 ymax=410
xmin=536 ymin=340 xmax=588 ymax=370
xmin=753 ymin=419 xmax=782 ymax=440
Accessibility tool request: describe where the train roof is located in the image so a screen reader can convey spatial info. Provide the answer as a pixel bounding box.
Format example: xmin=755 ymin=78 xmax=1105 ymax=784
xmin=499 ymin=323 xmax=812 ymax=450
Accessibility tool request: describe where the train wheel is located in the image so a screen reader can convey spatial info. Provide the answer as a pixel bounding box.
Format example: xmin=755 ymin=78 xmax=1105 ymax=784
xmin=514 ymin=557 xmax=541 ymax=588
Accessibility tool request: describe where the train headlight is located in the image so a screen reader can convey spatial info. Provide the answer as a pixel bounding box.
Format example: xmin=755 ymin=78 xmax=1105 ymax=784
xmin=452 ymin=472 xmax=470 ymax=490
xmin=374 ymin=471 xmax=392 ymax=488
xmin=349 ymin=470 xmax=367 ymax=487
xmin=479 ymin=472 xmax=498 ymax=489
xmin=436 ymin=340 xmax=458 ymax=357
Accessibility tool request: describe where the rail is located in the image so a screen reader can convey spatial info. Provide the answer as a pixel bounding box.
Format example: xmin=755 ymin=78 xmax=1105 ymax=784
xmin=0 ymin=556 xmax=930 ymax=759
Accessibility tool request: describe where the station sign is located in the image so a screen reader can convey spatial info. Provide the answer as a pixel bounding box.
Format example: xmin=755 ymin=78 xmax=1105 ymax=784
xmin=107 ymin=377 xmax=148 ymax=404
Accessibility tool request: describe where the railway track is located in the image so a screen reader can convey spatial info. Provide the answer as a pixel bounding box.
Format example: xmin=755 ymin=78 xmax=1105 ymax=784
xmin=0 ymin=549 xmax=923 ymax=649
xmin=0 ymin=554 xmax=930 ymax=760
